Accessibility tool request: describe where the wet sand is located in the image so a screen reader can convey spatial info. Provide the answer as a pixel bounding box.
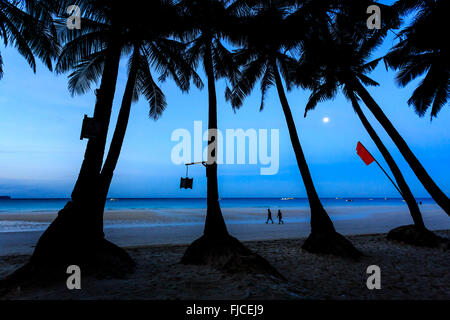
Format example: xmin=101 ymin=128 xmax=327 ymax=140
xmin=1 ymin=204 xmax=449 ymax=256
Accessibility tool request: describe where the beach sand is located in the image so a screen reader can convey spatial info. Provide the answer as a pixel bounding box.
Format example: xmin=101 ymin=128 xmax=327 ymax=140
xmin=1 ymin=230 xmax=449 ymax=300
xmin=1 ymin=205 xmax=449 ymax=299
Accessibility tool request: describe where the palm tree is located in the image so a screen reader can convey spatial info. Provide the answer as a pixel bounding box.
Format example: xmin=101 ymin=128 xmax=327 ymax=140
xmin=25 ymin=0 xmax=135 ymax=280
xmin=339 ymin=0 xmax=450 ymax=216
xmin=300 ymin=1 xmax=446 ymax=246
xmin=347 ymin=95 xmax=443 ymax=246
xmin=70 ymin=37 xmax=197 ymax=219
xmin=353 ymin=86 xmax=450 ymax=216
xmin=178 ymin=0 xmax=284 ymax=276
xmin=350 ymin=0 xmax=449 ymax=216
xmin=384 ymin=1 xmax=450 ymax=212
xmin=178 ymin=0 xmax=245 ymax=240
xmin=385 ymin=0 xmax=449 ymax=119
xmin=6 ymin=0 xmax=185 ymax=283
xmin=226 ymin=3 xmax=361 ymax=257
xmin=0 ymin=0 xmax=59 ymax=79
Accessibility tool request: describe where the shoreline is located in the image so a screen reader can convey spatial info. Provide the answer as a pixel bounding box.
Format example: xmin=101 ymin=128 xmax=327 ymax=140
xmin=1 ymin=205 xmax=449 ymax=256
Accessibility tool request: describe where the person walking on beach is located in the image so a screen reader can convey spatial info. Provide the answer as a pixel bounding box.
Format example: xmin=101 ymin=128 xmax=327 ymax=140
xmin=266 ymin=209 xmax=274 ymax=224
xmin=277 ymin=209 xmax=284 ymax=224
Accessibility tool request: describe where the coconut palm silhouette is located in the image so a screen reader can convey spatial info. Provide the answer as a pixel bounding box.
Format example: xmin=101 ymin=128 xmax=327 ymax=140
xmin=226 ymin=2 xmax=362 ymax=257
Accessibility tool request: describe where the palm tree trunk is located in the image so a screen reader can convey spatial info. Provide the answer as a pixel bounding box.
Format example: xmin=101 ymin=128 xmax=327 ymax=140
xmin=203 ymin=39 xmax=229 ymax=238
xmin=349 ymin=93 xmax=426 ymax=229
xmin=70 ymin=40 xmax=122 ymax=236
xmin=20 ymin=40 xmax=135 ymax=280
xmin=271 ymin=61 xmax=335 ymax=234
xmin=72 ymin=40 xmax=121 ymax=199
xmin=98 ymin=46 xmax=140 ymax=227
xmin=353 ymin=80 xmax=450 ymax=216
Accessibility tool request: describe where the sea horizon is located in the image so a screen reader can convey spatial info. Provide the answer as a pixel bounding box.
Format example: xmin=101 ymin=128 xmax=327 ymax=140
xmin=0 ymin=196 xmax=433 ymax=201
xmin=0 ymin=197 xmax=445 ymax=234
xmin=0 ymin=197 xmax=436 ymax=213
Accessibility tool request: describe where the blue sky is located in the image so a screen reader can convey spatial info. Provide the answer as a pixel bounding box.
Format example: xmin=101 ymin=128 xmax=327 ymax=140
xmin=0 ymin=28 xmax=449 ymax=199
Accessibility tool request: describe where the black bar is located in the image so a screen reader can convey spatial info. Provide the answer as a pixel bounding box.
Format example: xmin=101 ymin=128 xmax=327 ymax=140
xmin=0 ymin=300 xmax=447 ymax=319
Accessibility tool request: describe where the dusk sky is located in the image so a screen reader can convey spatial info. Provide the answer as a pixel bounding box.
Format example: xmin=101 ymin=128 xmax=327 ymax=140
xmin=0 ymin=28 xmax=449 ymax=199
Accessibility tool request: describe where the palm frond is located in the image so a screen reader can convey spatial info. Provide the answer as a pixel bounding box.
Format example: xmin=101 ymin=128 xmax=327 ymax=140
xmin=408 ymin=65 xmax=449 ymax=118
xmin=68 ymin=49 xmax=105 ymax=95
xmin=55 ymin=31 xmax=106 ymax=74
xmin=430 ymin=79 xmax=449 ymax=119
xmin=357 ymin=73 xmax=379 ymax=87
xmin=135 ymin=55 xmax=167 ymax=120
xmin=226 ymin=57 xmax=266 ymax=109
xmin=304 ymin=83 xmax=337 ymax=117
xmin=259 ymin=64 xmax=274 ymax=111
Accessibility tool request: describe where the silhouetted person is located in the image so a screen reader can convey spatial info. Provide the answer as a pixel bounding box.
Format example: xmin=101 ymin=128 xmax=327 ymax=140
xmin=277 ymin=209 xmax=284 ymax=224
xmin=266 ymin=209 xmax=273 ymax=224
xmin=419 ymin=201 xmax=422 ymax=205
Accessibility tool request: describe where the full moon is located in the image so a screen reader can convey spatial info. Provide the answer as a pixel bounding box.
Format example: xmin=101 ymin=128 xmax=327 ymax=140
xmin=322 ymin=117 xmax=330 ymax=123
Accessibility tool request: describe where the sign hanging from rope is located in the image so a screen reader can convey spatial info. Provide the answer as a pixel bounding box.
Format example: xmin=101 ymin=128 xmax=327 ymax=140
xmin=180 ymin=162 xmax=207 ymax=189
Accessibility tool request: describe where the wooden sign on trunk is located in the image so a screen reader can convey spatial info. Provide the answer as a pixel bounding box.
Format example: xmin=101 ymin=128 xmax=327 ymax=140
xmin=80 ymin=115 xmax=102 ymax=140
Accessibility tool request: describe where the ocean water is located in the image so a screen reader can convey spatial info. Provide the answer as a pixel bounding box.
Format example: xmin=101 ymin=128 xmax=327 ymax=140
xmin=0 ymin=197 xmax=437 ymax=233
xmin=0 ymin=197 xmax=434 ymax=212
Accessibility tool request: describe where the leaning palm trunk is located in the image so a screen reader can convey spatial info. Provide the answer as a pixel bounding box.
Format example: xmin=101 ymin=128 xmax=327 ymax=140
xmin=353 ymin=80 xmax=450 ymax=216
xmin=272 ymin=63 xmax=334 ymax=233
xmin=71 ymin=41 xmax=122 ymax=217
xmin=180 ymin=42 xmax=284 ymax=279
xmin=271 ymin=61 xmax=361 ymax=258
xmin=67 ymin=41 xmax=124 ymax=238
xmin=99 ymin=46 xmax=140 ymax=221
xmin=349 ymin=93 xmax=425 ymax=229
xmin=350 ymin=93 xmax=448 ymax=248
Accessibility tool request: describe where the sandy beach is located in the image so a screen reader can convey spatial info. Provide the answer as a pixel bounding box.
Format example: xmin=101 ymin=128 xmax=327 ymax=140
xmin=1 ymin=0 xmax=449 ymax=307
xmin=1 ymin=230 xmax=449 ymax=300
xmin=1 ymin=204 xmax=449 ymax=300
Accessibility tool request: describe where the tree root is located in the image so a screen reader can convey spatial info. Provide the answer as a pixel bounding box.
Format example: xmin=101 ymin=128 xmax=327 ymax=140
xmin=302 ymin=231 xmax=363 ymax=259
xmin=0 ymin=238 xmax=135 ymax=297
xmin=0 ymin=202 xmax=135 ymax=297
xmin=181 ymin=235 xmax=286 ymax=280
xmin=387 ymin=225 xmax=449 ymax=249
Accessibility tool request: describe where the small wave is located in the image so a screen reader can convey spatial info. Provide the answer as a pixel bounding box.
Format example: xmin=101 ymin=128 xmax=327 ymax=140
xmin=0 ymin=220 xmax=50 ymax=233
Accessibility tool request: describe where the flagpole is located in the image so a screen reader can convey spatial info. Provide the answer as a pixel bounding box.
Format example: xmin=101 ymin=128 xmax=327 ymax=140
xmin=364 ymin=149 xmax=404 ymax=198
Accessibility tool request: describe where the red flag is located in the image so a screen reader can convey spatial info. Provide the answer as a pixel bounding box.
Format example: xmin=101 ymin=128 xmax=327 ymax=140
xmin=356 ymin=142 xmax=375 ymax=166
